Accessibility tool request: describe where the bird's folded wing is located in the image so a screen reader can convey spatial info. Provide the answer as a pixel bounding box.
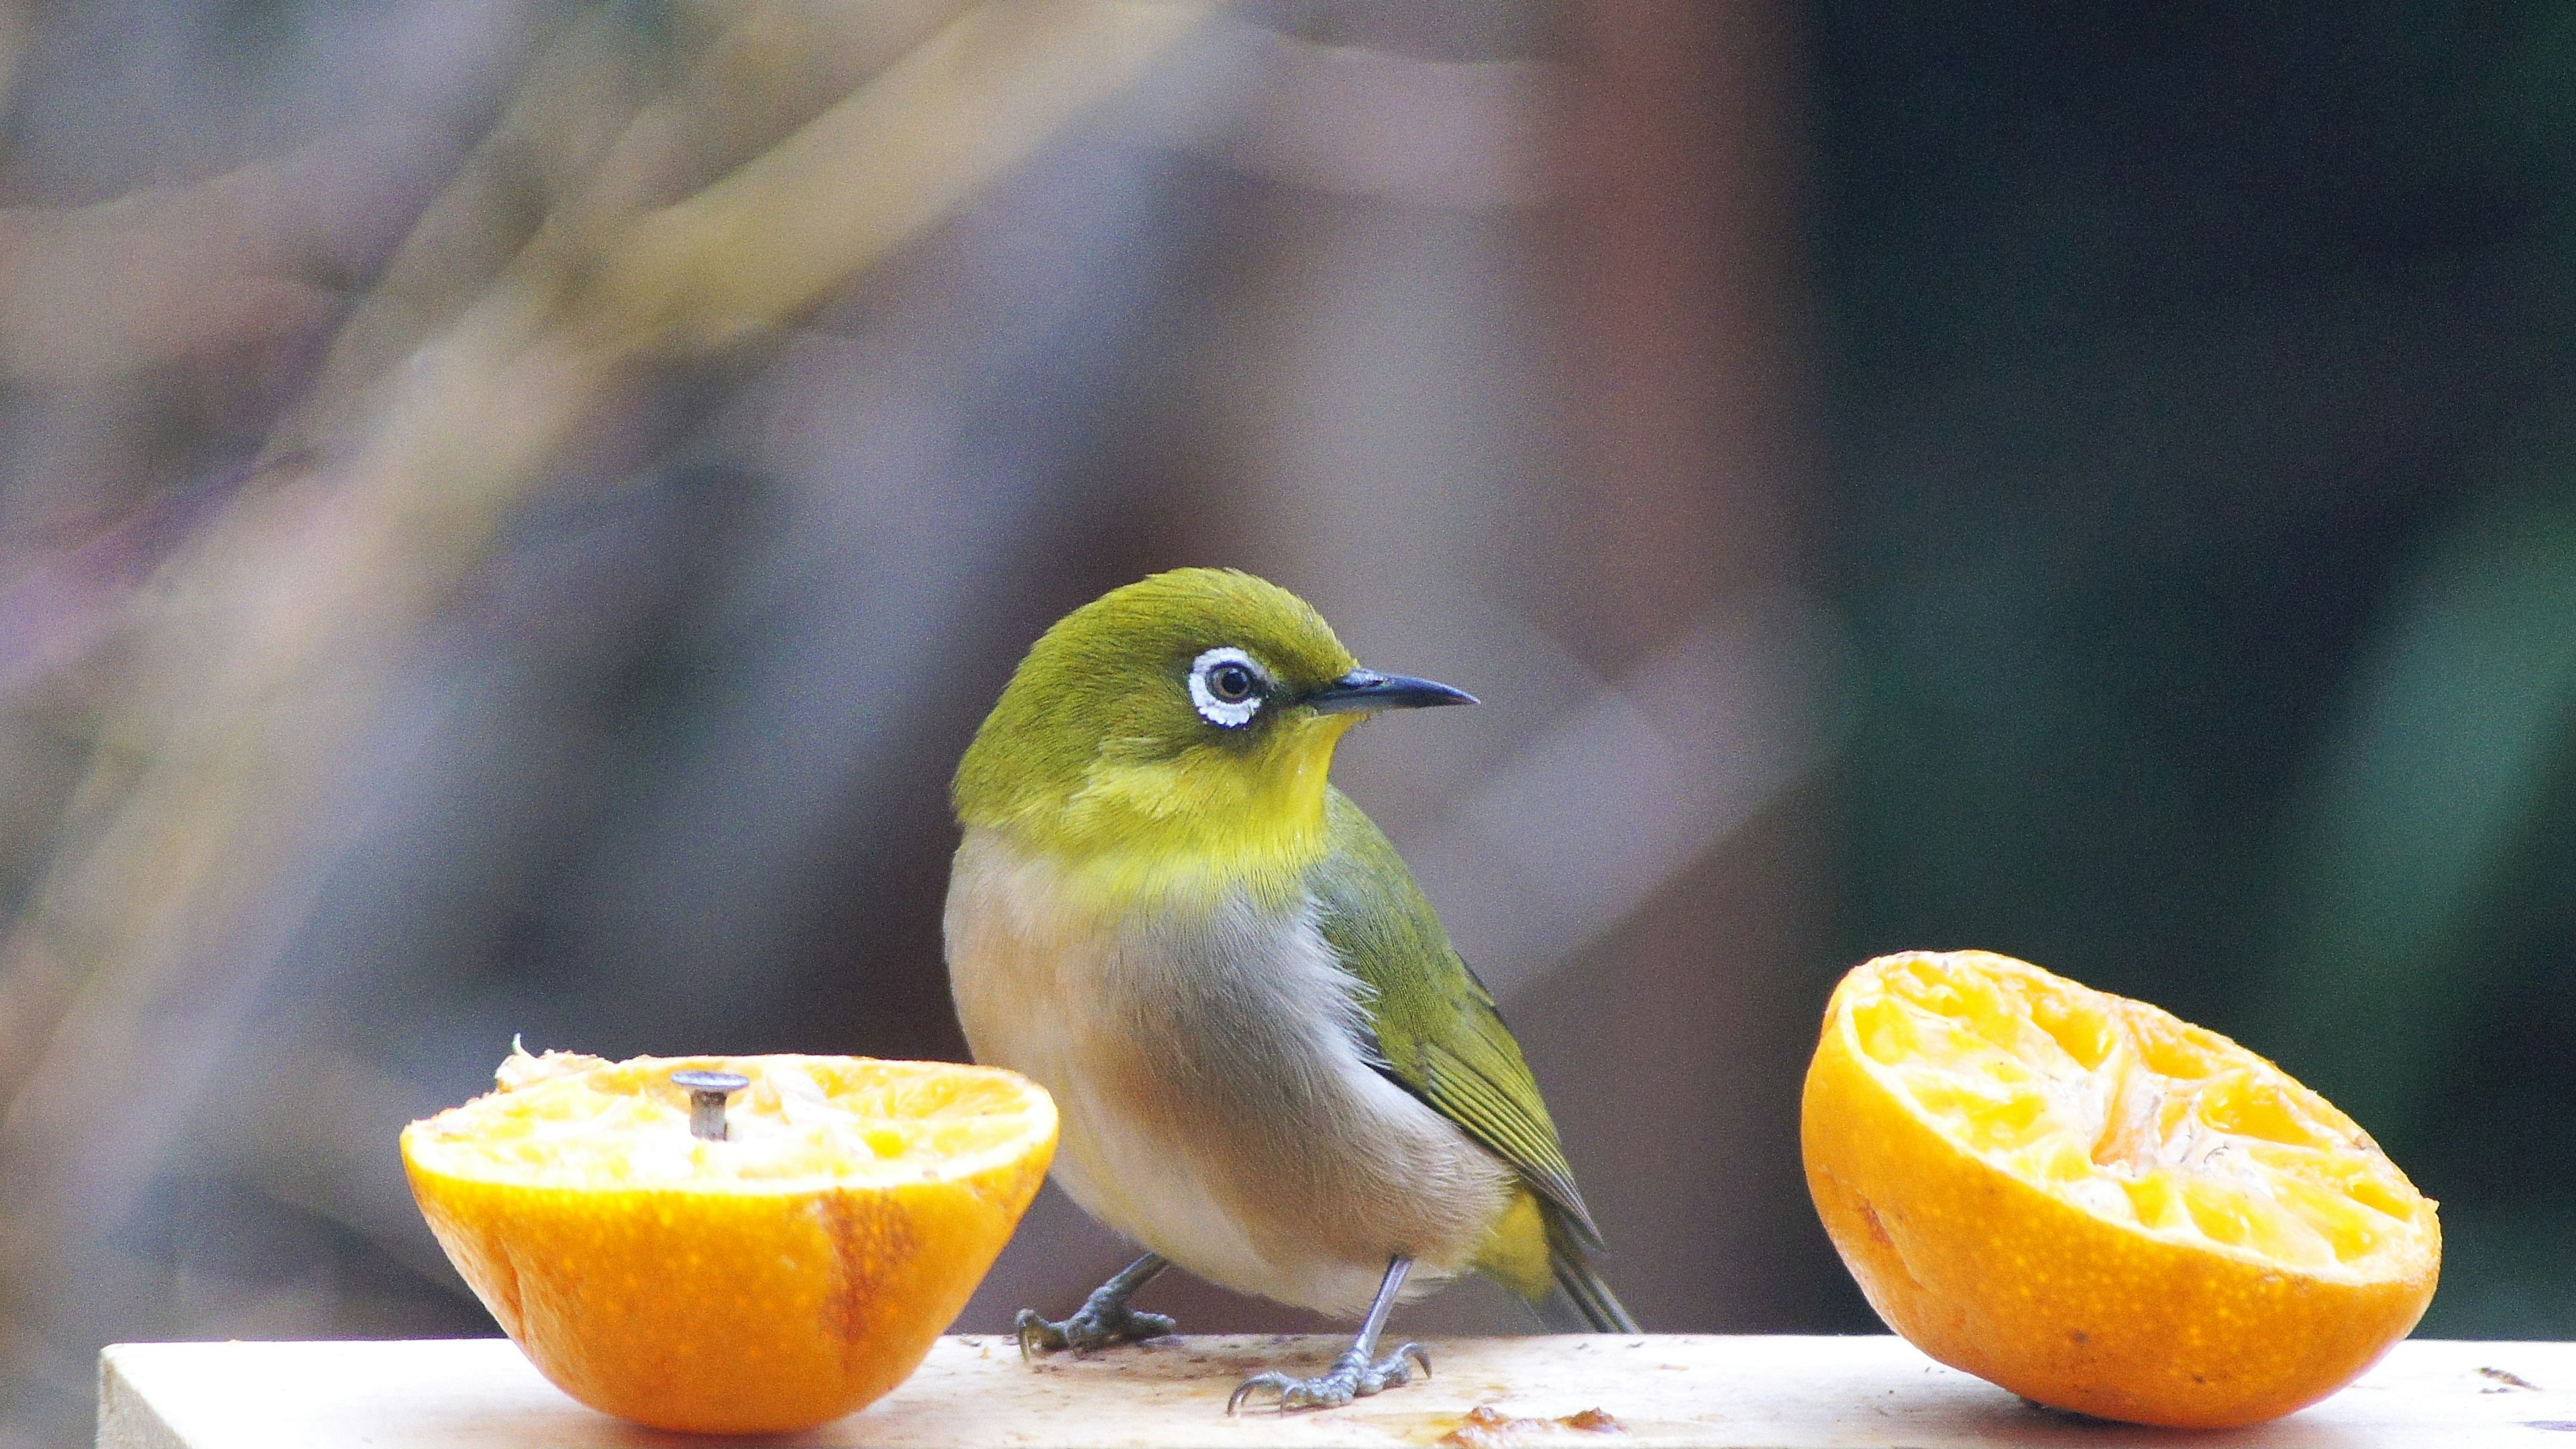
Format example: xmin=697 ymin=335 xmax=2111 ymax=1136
xmin=1311 ymin=791 xmax=1604 ymax=1248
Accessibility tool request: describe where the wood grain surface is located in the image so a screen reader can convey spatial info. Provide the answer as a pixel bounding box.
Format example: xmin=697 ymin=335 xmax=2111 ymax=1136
xmin=98 ymin=1335 xmax=2576 ymax=1448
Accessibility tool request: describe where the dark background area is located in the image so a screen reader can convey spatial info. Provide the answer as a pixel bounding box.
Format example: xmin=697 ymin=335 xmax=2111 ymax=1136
xmin=1811 ymin=0 xmax=2576 ymax=1337
xmin=0 ymin=3 xmax=2567 ymax=1445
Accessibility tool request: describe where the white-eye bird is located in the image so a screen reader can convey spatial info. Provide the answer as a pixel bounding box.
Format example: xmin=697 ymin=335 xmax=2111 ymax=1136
xmin=944 ymin=568 xmax=1637 ymax=1413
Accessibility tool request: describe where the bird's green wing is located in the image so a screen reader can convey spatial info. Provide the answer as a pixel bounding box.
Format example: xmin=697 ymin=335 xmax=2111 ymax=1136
xmin=1309 ymin=790 xmax=1603 ymax=1248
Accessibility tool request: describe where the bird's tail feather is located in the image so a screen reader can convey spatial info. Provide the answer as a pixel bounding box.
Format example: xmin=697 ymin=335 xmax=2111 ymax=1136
xmin=1551 ymin=1255 xmax=1640 ymax=1334
xmin=1533 ymin=1203 xmax=1638 ymax=1334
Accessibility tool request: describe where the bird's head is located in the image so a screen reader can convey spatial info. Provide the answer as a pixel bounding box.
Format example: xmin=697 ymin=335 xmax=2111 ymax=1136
xmin=953 ymin=568 xmax=1472 ymax=896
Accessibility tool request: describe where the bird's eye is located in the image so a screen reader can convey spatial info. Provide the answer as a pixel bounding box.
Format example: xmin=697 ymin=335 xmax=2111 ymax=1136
xmin=1187 ymin=647 xmax=1268 ymax=729
xmin=1208 ymin=663 xmax=1256 ymax=703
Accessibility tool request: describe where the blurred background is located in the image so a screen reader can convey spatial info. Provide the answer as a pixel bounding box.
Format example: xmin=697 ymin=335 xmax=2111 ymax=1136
xmin=0 ymin=0 xmax=2569 ymax=1442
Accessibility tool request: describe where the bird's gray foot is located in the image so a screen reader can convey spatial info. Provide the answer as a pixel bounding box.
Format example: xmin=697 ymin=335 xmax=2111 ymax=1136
xmin=1228 ymin=1342 xmax=1431 ymax=1413
xmin=1014 ymin=1300 xmax=1175 ymax=1356
xmin=1015 ymin=1252 xmax=1174 ymax=1358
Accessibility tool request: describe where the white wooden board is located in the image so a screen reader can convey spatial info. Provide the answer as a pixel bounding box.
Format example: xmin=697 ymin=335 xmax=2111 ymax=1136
xmin=97 ymin=1335 xmax=2576 ymax=1448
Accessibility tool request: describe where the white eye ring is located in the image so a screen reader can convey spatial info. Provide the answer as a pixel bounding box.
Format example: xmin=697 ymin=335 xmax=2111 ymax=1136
xmin=1188 ymin=647 xmax=1267 ymax=728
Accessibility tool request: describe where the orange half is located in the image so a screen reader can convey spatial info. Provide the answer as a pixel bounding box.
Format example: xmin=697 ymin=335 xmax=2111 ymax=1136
xmin=402 ymin=1050 xmax=1056 ymax=1433
xmin=1802 ymin=950 xmax=2439 ymax=1428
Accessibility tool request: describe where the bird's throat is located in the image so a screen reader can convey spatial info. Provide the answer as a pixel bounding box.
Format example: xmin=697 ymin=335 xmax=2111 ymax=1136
xmin=1018 ymin=716 xmax=1354 ymax=914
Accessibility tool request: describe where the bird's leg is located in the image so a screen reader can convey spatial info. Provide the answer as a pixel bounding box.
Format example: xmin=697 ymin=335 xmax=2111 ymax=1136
xmin=1015 ymin=1252 xmax=1177 ymax=1358
xmin=1228 ymin=1255 xmax=1430 ymax=1413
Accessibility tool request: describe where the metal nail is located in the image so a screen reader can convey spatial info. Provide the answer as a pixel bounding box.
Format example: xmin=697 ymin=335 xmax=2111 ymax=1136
xmin=670 ymin=1069 xmax=751 ymax=1141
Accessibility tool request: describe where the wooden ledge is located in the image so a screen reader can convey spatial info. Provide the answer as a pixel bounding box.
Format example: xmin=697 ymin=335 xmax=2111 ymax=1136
xmin=99 ymin=1334 xmax=2576 ymax=1448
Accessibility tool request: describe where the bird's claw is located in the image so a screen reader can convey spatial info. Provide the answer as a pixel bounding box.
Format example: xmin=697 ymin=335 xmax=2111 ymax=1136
xmin=1014 ymin=1301 xmax=1177 ymax=1359
xmin=1227 ymin=1342 xmax=1430 ymax=1413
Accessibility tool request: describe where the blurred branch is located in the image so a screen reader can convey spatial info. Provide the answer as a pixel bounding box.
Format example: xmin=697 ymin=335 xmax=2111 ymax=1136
xmin=0 ymin=127 xmax=431 ymax=382
xmin=591 ymin=0 xmax=1203 ymax=352
xmin=0 ymin=0 xmax=1212 ymax=1346
xmin=272 ymin=0 xmax=983 ymax=456
xmin=256 ymin=5 xmax=673 ymax=446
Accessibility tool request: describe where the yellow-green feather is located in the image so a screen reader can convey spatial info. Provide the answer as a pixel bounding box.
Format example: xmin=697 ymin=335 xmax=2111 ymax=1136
xmin=1307 ymin=791 xmax=1611 ymax=1295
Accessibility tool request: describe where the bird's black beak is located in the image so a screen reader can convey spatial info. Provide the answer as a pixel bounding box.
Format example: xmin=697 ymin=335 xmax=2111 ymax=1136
xmin=1305 ymin=668 xmax=1477 ymax=714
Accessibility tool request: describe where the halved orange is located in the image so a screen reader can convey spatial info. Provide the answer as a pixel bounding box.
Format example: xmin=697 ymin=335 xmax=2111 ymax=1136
xmin=402 ymin=1049 xmax=1055 ymax=1434
xmin=1803 ymin=950 xmax=2439 ymax=1428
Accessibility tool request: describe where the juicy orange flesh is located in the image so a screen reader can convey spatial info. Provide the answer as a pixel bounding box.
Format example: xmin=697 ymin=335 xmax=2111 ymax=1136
xmin=1848 ymin=954 xmax=2426 ymax=1278
xmin=405 ymin=1053 xmax=1051 ymax=1190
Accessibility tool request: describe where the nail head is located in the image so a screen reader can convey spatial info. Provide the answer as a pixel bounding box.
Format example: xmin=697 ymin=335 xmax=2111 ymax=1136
xmin=673 ymin=1069 xmax=751 ymax=1141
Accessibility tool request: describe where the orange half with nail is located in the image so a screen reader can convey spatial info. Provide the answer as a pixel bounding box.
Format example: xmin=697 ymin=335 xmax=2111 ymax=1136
xmin=401 ymin=1049 xmax=1057 ymax=1433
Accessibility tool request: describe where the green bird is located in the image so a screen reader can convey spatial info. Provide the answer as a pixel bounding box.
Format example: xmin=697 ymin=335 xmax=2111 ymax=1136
xmin=945 ymin=568 xmax=1637 ymax=1413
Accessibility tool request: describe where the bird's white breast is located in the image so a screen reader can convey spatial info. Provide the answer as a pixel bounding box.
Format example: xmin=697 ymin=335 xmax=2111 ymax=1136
xmin=943 ymin=828 xmax=1511 ymax=1318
